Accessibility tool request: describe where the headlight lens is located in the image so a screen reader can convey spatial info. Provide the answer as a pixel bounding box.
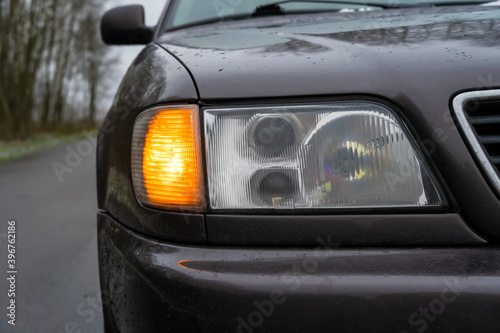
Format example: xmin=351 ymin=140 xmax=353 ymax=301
xmin=204 ymin=102 xmax=444 ymax=210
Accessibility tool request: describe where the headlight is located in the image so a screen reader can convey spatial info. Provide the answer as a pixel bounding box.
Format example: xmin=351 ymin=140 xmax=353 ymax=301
xmin=204 ymin=102 xmax=444 ymax=210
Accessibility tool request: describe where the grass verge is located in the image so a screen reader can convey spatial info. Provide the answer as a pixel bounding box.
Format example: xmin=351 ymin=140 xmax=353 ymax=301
xmin=0 ymin=130 xmax=98 ymax=163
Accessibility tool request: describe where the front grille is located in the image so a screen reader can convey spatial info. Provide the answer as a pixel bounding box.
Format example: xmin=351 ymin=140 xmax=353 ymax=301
xmin=467 ymin=99 xmax=500 ymax=170
xmin=453 ymin=90 xmax=500 ymax=198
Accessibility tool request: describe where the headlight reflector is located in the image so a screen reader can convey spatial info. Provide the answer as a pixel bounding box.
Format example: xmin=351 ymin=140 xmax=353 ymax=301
xmin=204 ymin=102 xmax=443 ymax=210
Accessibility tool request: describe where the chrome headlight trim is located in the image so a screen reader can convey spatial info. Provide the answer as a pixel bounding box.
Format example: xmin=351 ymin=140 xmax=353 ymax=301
xmin=453 ymin=89 xmax=500 ymax=198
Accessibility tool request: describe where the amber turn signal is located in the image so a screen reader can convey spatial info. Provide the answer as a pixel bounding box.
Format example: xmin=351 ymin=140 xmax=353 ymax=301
xmin=131 ymin=106 xmax=205 ymax=212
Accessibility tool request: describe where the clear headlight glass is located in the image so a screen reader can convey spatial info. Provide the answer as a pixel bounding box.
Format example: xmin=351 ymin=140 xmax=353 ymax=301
xmin=204 ymin=102 xmax=444 ymax=210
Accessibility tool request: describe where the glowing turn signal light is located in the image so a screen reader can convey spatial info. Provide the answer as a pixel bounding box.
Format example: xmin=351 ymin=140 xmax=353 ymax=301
xmin=131 ymin=106 xmax=205 ymax=211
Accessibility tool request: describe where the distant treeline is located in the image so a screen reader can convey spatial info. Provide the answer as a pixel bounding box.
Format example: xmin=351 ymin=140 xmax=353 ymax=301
xmin=0 ymin=0 xmax=115 ymax=140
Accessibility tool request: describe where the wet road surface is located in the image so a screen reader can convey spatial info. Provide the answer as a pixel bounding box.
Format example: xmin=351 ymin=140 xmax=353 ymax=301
xmin=0 ymin=139 xmax=103 ymax=333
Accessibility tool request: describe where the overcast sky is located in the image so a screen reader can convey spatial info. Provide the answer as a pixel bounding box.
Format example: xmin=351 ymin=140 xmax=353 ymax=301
xmin=106 ymin=0 xmax=166 ymax=26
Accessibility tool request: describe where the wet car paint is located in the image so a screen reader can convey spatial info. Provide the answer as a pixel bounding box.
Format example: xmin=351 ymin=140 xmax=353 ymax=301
xmin=99 ymin=213 xmax=500 ymax=333
xmin=97 ymin=4 xmax=500 ymax=332
xmin=99 ymin=5 xmax=500 ymax=240
xmin=97 ymin=45 xmax=205 ymax=243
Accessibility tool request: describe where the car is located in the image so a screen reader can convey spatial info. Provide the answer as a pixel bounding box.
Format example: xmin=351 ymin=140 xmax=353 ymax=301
xmin=97 ymin=1 xmax=500 ymax=332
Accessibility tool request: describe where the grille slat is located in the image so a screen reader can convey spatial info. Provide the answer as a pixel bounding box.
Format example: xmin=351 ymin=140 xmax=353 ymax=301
xmin=467 ymin=100 xmax=500 ymax=169
xmin=469 ymin=116 xmax=500 ymax=125
xmin=479 ymin=135 xmax=500 ymax=144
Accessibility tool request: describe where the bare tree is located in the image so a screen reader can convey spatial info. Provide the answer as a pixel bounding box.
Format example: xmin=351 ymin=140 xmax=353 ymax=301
xmin=0 ymin=0 xmax=115 ymax=140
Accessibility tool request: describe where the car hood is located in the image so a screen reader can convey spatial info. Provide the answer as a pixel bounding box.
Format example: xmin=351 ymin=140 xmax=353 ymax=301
xmin=158 ymin=5 xmax=500 ymax=100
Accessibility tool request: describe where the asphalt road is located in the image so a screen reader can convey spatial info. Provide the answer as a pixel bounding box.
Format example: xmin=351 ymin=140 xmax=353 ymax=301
xmin=0 ymin=139 xmax=103 ymax=333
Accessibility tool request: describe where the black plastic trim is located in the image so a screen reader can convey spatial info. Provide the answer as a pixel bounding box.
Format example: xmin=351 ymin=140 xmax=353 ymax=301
xmin=206 ymin=214 xmax=486 ymax=246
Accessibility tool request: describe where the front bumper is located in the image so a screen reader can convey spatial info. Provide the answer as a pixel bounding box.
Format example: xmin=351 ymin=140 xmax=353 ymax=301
xmin=98 ymin=213 xmax=500 ymax=333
